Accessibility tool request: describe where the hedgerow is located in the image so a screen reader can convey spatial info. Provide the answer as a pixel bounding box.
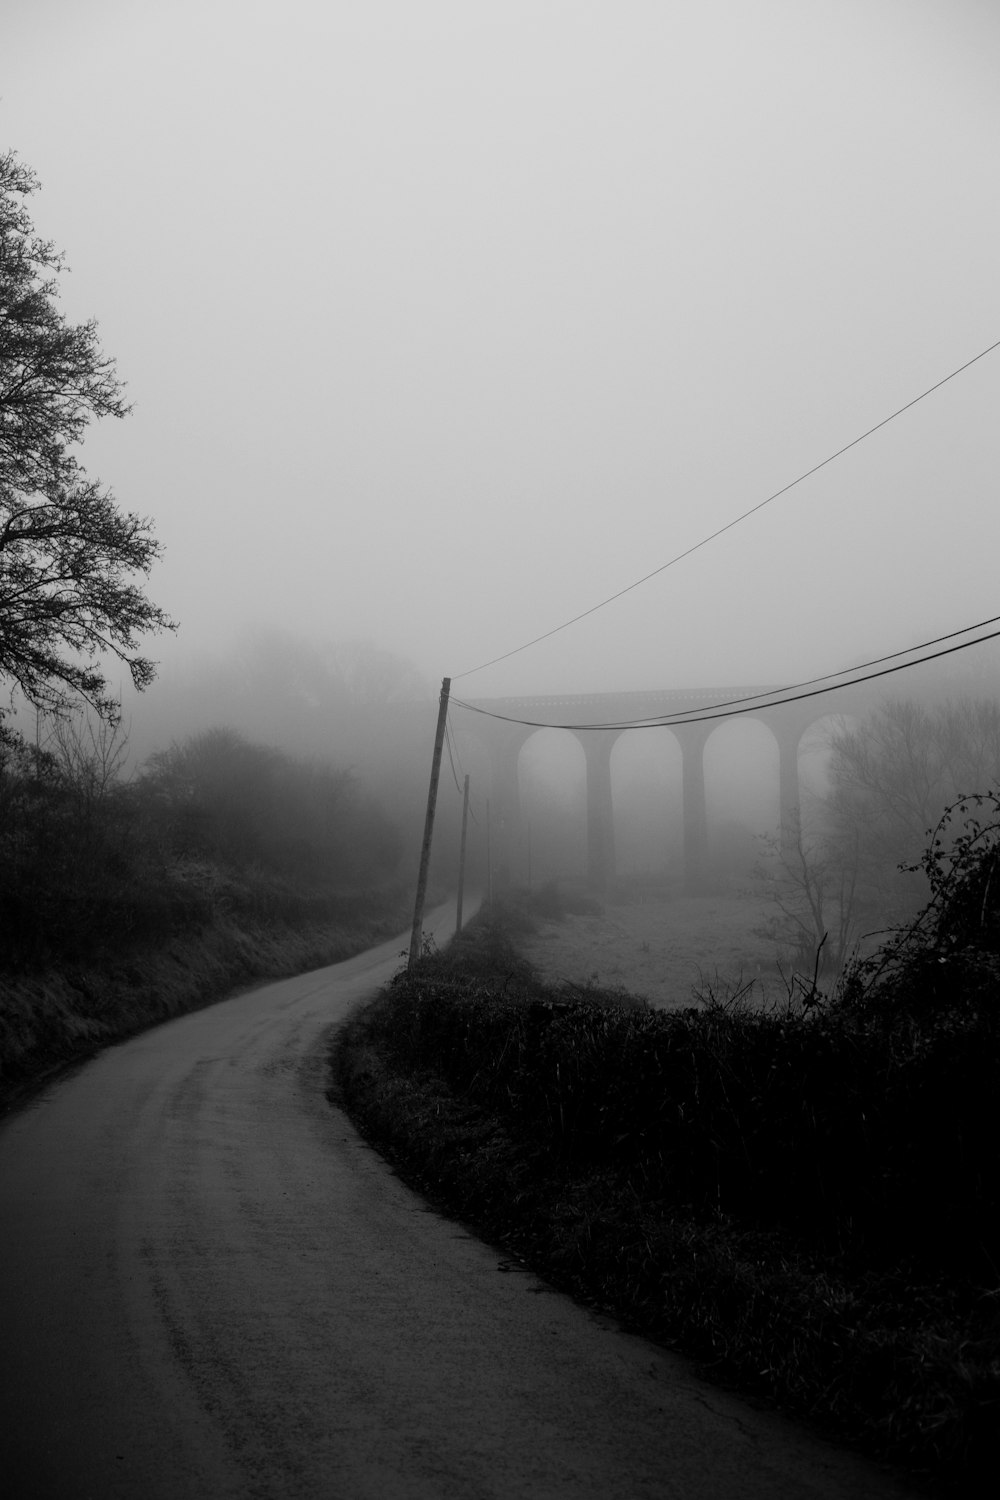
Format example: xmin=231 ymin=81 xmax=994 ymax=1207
xmin=335 ymin=808 xmax=1000 ymax=1492
xmin=381 ymin=966 xmax=997 ymax=1279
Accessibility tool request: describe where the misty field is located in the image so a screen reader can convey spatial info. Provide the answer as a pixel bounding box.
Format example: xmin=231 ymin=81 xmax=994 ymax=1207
xmin=519 ymin=884 xmax=789 ymax=1009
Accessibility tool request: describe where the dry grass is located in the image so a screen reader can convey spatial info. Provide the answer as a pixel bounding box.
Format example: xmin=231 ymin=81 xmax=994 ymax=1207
xmin=519 ymin=885 xmax=789 ymax=1008
xmin=0 ymin=899 xmax=411 ymax=1110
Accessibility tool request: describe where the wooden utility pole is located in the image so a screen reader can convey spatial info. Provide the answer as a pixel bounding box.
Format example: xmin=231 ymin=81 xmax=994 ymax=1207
xmin=486 ymin=797 xmax=493 ymax=907
xmin=408 ymin=677 xmax=451 ymax=969
xmin=455 ymin=773 xmax=470 ymax=933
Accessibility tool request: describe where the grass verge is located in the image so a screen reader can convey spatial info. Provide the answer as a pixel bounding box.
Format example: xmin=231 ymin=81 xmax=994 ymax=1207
xmin=1 ymin=886 xmax=412 ymax=1113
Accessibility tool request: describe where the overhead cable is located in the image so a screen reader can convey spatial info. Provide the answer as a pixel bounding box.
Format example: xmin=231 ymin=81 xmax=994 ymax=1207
xmin=477 ymin=611 xmax=1000 ymax=729
xmin=453 ymin=337 xmax=1000 ymax=682
xmin=450 ymin=616 xmax=1000 ymax=732
xmin=443 ymin=717 xmax=464 ymax=795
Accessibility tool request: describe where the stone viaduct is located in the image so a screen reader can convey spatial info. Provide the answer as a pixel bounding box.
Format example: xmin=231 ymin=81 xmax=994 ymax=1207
xmin=449 ymin=682 xmax=881 ymax=892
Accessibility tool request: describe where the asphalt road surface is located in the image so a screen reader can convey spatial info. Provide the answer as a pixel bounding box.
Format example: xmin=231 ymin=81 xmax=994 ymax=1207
xmin=0 ymin=905 xmax=917 ymax=1499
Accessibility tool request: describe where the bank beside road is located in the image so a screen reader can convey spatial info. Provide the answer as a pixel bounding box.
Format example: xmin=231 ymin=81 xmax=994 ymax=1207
xmin=332 ymin=891 xmax=997 ymax=1498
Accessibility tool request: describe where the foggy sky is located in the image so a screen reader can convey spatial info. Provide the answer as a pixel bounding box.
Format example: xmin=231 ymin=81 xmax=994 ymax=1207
xmin=6 ymin=0 xmax=1000 ymax=721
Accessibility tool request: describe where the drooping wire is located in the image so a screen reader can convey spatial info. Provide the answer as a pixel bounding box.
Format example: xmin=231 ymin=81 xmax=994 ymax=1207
xmin=452 ymin=337 xmax=1000 ymax=683
xmin=443 ymin=714 xmax=482 ymax=825
xmin=443 ymin=716 xmax=464 ymax=795
xmin=454 ymin=612 xmax=1000 ymax=730
xmin=450 ymin=615 xmax=1000 ymax=733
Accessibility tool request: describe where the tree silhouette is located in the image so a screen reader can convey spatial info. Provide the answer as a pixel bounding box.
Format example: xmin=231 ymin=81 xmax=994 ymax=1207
xmin=0 ymin=151 xmax=174 ymax=721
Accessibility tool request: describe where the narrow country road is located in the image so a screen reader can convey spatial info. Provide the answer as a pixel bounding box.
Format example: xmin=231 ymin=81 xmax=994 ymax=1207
xmin=0 ymin=906 xmax=915 ymax=1500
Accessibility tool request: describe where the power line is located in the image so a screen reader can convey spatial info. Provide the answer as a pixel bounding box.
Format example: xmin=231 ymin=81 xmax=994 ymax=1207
xmin=453 ymin=337 xmax=1000 ymax=682
xmin=450 ymin=615 xmax=1000 ymax=732
xmin=496 ymin=611 xmax=1000 ymax=728
xmin=440 ymin=708 xmax=484 ymax=822
xmin=443 ymin=717 xmax=464 ymax=795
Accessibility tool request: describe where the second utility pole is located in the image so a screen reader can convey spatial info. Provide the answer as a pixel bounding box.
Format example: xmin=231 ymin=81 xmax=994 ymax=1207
xmin=408 ymin=677 xmax=451 ymax=969
xmin=455 ymin=773 xmax=470 ymax=933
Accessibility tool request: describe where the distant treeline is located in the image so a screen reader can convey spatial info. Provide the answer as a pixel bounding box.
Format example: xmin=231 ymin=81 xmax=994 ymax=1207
xmin=0 ymin=717 xmax=410 ymax=1099
xmin=0 ymin=720 xmax=403 ymax=972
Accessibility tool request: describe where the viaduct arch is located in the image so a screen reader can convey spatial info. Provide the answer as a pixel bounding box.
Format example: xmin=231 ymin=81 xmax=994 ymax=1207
xmin=451 ymin=685 xmax=879 ymax=892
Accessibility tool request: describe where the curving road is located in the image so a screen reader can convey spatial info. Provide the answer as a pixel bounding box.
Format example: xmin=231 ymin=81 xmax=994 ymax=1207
xmin=0 ymin=905 xmax=915 ymax=1499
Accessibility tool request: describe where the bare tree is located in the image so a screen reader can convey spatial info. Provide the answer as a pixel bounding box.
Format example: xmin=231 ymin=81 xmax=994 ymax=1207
xmin=48 ymin=708 xmax=131 ymax=808
xmin=761 ymin=698 xmax=1000 ymax=982
xmin=0 ymin=151 xmax=174 ymax=722
xmin=758 ymin=808 xmax=861 ymax=978
xmin=830 ymin=698 xmax=1000 ymax=875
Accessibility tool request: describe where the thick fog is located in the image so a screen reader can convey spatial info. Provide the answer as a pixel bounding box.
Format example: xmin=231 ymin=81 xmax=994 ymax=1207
xmin=6 ymin=0 xmax=1000 ymax=783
